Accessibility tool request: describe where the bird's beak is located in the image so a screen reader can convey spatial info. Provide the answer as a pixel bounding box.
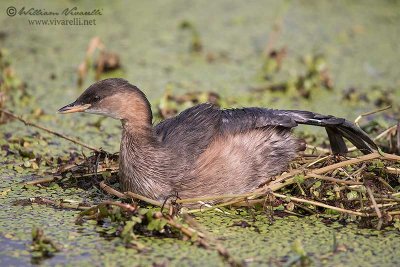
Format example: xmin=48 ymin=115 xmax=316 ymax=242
xmin=58 ymin=103 xmax=91 ymax=114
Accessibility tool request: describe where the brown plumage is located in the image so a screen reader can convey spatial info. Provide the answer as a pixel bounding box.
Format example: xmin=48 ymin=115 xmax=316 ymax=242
xmin=59 ymin=78 xmax=378 ymax=202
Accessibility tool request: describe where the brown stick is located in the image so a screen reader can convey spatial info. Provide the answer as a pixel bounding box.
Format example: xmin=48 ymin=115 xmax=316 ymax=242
xmin=272 ymin=192 xmax=369 ymax=217
xmin=311 ymin=153 xmax=381 ymax=174
xmin=305 ymin=144 xmax=331 ymax=154
xmin=23 ymin=176 xmax=56 ymax=185
xmin=30 ymin=197 xmax=91 ymax=210
xmin=365 ymin=186 xmax=382 ymax=219
xmin=101 ymin=201 xmax=137 ymax=212
xmin=381 ymin=152 xmax=400 ymax=161
xmin=269 ymin=152 xmax=399 ymax=191
xmin=307 ymin=173 xmax=363 ymax=185
xmin=0 ymin=108 xmax=101 ymax=152
xmin=125 ymin=191 xmax=164 ymax=207
xmin=374 ymin=125 xmax=397 ymax=141
xmin=354 ymin=105 xmax=392 ymax=127
xmin=385 ymin=167 xmax=400 ymax=175
xmin=99 ymin=181 xmax=125 ymax=198
xmin=156 ymin=213 xmax=204 ymax=241
xmin=176 ymin=192 xmax=265 ymax=204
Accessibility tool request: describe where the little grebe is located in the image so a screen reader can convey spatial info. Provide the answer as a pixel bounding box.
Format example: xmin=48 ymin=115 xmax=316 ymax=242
xmin=59 ymin=78 xmax=377 ymax=201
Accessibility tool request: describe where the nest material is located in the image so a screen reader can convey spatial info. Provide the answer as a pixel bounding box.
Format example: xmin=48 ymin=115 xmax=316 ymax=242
xmin=59 ymin=149 xmax=400 ymax=228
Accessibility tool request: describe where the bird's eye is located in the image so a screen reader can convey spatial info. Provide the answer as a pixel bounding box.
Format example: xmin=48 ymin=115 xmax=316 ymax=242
xmin=93 ymin=95 xmax=100 ymax=102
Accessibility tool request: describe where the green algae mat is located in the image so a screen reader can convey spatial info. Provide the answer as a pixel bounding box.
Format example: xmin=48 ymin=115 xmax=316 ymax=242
xmin=1 ymin=1 xmax=400 ymax=266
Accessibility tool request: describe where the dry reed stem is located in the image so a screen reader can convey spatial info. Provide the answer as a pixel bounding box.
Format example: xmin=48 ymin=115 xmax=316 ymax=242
xmin=272 ymin=192 xmax=369 ymax=217
xmin=307 ymin=173 xmax=362 ymax=185
xmin=185 ymin=198 xmax=248 ymax=214
xmin=24 ymin=176 xmax=56 ymax=185
xmin=381 ymin=152 xmax=400 ymax=161
xmin=176 ymin=192 xmax=265 ymax=204
xmin=307 ymin=155 xmax=331 ymax=167
xmin=374 ymin=125 xmax=398 ymax=141
xmin=385 ymin=167 xmax=400 ymax=175
xmin=354 ymin=105 xmax=391 ymax=127
xmin=30 ymin=197 xmax=91 ymax=210
xmin=125 ymin=191 xmax=164 ymax=207
xmin=305 ymin=144 xmax=330 ymax=154
xmin=357 ymin=202 xmax=398 ymax=211
xmin=99 ymin=181 xmax=125 ymax=198
xmin=101 ymin=201 xmax=137 ymax=212
xmin=366 ymin=186 xmax=382 ymax=218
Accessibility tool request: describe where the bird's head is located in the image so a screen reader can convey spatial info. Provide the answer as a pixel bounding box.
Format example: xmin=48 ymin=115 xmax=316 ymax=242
xmin=58 ymin=78 xmax=152 ymax=124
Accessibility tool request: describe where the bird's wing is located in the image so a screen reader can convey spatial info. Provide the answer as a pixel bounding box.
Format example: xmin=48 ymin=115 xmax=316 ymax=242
xmin=155 ymin=105 xmax=297 ymax=145
xmin=221 ymin=108 xmax=377 ymax=154
xmin=155 ymin=105 xmax=377 ymax=155
xmin=154 ymin=103 xmax=220 ymax=155
xmin=220 ymin=107 xmax=298 ymax=133
xmin=269 ymin=109 xmax=378 ymax=154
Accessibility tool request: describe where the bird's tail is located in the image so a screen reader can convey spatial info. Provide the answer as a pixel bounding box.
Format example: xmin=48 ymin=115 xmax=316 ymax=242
xmin=277 ymin=110 xmax=378 ymax=154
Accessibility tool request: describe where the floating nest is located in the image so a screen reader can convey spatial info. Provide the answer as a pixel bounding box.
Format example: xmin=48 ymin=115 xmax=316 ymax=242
xmin=58 ymin=147 xmax=400 ymax=230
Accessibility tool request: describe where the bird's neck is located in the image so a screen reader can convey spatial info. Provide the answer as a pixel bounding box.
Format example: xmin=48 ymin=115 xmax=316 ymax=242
xmin=119 ymin=124 xmax=170 ymax=200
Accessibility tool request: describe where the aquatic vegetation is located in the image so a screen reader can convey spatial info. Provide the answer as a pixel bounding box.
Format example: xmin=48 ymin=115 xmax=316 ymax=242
xmin=30 ymin=227 xmax=61 ymax=263
xmin=156 ymin=85 xmax=224 ymax=119
xmin=77 ymin=37 xmax=122 ymax=87
xmin=255 ymin=53 xmax=333 ymax=99
xmin=179 ymin=20 xmax=203 ymax=53
xmin=1 ymin=1 xmax=400 ymax=265
xmin=0 ymin=49 xmax=31 ymax=123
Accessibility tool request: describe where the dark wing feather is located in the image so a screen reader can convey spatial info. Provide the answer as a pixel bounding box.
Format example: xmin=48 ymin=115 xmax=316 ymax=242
xmin=154 ymin=103 xmax=220 ymax=160
xmin=221 ymin=107 xmax=377 ymax=154
xmin=155 ymin=104 xmax=377 ymax=155
xmin=273 ymin=110 xmax=378 ymax=154
xmin=220 ymin=107 xmax=297 ymax=133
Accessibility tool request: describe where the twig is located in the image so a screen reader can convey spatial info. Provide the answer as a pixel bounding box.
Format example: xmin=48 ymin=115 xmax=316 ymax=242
xmin=30 ymin=197 xmax=91 ymax=210
xmin=152 ymin=213 xmax=209 ymax=250
xmin=0 ymin=108 xmax=101 ymax=152
xmin=311 ymin=153 xmax=381 ymax=174
xmin=196 ymin=201 xmax=231 ymax=214
xmin=76 ymin=201 xmax=136 ymax=223
xmin=23 ymin=176 xmax=57 ymax=185
xmin=176 ymin=192 xmax=264 ymax=204
xmin=101 ymin=200 xmax=137 ymax=212
xmin=307 ymin=155 xmax=330 ymax=167
xmin=267 ymin=153 xmax=381 ymax=191
xmin=125 ymin=191 xmax=164 ymax=207
xmin=71 ymin=170 xmax=119 ymax=178
xmin=266 ymin=169 xmax=304 ymax=188
xmin=357 ymin=202 xmax=398 ymax=211
xmin=99 ymin=181 xmax=125 ymax=198
xmin=272 ymin=192 xmax=369 ymax=217
xmin=365 ymin=186 xmax=382 ymax=219
xmin=307 ymin=173 xmax=363 ymax=185
xmin=185 ymin=198 xmax=247 ymax=214
xmin=354 ymin=105 xmax=391 ymax=127
xmin=374 ymin=125 xmax=397 ymax=141
xmin=381 ymin=152 xmax=400 ymax=161
xmin=376 ymin=176 xmax=395 ymax=192
xmin=385 ymin=167 xmax=400 ymax=175
xmin=305 ymin=144 xmax=330 ymax=154
xmin=154 ymin=212 xmax=238 ymax=266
